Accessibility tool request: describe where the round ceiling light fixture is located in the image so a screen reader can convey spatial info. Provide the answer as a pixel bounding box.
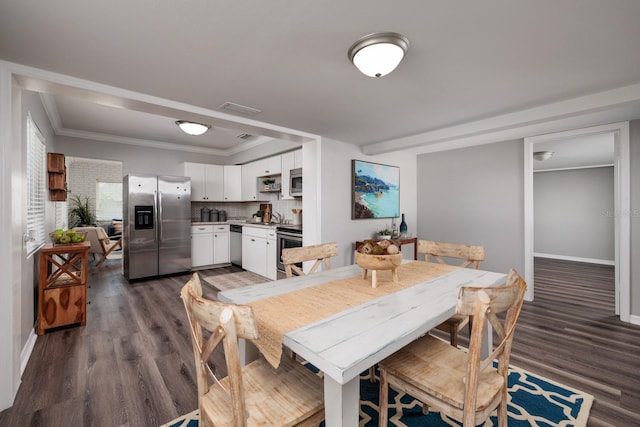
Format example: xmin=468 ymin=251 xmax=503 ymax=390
xmin=348 ymin=32 xmax=410 ymax=78
xmin=175 ymin=120 xmax=211 ymax=136
xmin=533 ymin=151 xmax=554 ymax=161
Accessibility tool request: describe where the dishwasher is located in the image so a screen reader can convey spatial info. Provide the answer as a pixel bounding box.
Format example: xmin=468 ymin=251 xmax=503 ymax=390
xmin=230 ymin=224 xmax=242 ymax=266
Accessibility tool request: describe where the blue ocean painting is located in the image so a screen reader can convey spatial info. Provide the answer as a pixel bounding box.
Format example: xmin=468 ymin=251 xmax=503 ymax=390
xmin=353 ymin=160 xmax=400 ymax=219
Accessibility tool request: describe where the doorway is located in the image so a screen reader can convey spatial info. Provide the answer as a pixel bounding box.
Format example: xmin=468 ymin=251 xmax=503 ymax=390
xmin=523 ymin=122 xmax=630 ymax=322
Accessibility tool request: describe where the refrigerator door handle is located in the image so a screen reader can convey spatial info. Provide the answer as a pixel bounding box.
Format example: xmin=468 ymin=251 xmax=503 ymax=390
xmin=157 ymin=190 xmax=162 ymax=244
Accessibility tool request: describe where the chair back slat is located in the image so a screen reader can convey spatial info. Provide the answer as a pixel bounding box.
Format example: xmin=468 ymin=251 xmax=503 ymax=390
xmin=460 ymin=269 xmax=527 ymax=425
xmin=282 ymin=242 xmax=338 ymax=278
xmin=418 ymin=240 xmax=485 ymax=269
xmin=181 ymin=273 xmax=261 ymax=426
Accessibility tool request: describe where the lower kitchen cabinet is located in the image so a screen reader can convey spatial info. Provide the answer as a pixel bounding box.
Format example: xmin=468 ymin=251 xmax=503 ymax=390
xmin=242 ymin=226 xmax=277 ymax=280
xmin=191 ymin=224 xmax=230 ymax=269
xmin=213 ymin=225 xmax=230 ymax=264
xmin=192 ymin=225 xmax=214 ymax=268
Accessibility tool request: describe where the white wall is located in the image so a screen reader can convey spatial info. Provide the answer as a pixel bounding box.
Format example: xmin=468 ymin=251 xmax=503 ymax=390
xmin=319 ymin=138 xmax=417 ymax=267
xmin=630 ymin=119 xmax=640 ymax=316
xmin=534 ymin=167 xmax=614 ymax=262
xmin=416 ymin=139 xmax=525 ymax=275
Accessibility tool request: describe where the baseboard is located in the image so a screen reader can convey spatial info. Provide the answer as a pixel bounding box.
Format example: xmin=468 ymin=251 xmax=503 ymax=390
xmin=20 ymin=330 xmax=37 ymax=376
xmin=533 ymin=253 xmax=615 ymax=266
xmin=629 ymin=314 xmax=640 ymax=326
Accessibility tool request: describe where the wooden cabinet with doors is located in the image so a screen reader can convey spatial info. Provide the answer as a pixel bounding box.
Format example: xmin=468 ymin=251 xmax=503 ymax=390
xmin=37 ymin=241 xmax=90 ymax=334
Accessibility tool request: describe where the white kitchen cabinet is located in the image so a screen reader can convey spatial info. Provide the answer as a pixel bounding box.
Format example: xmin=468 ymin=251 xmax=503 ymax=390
xmin=223 ymin=165 xmax=242 ymax=201
xmin=213 ymin=224 xmax=230 ymax=264
xmin=265 ymin=228 xmax=277 ymax=280
xmin=241 ymin=161 xmax=260 ymax=201
xmin=242 ymin=226 xmax=277 ymax=279
xmin=184 ymin=163 xmax=223 ymax=201
xmin=280 ymin=151 xmax=295 ymax=200
xmin=191 ymin=225 xmax=214 ymax=268
xmin=293 ymin=148 xmax=303 ymax=168
xmin=280 ymin=149 xmax=302 ymax=199
xmin=254 ymin=155 xmax=281 ymax=176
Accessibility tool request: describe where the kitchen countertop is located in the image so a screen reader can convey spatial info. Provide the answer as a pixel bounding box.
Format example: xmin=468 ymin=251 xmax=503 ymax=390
xmin=191 ymin=220 xmax=280 ymax=229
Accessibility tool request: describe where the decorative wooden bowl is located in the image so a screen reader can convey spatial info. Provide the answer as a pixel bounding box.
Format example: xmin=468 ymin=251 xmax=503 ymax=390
xmin=354 ymin=251 xmax=403 ymax=288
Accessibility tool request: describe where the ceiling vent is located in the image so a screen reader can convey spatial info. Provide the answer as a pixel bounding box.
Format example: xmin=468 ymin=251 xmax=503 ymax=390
xmin=236 ymin=133 xmax=253 ymax=140
xmin=219 ymin=102 xmax=262 ymax=116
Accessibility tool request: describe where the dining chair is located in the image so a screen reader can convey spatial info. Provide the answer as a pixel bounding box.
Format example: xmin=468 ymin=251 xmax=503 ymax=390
xmin=180 ymin=273 xmax=325 ymax=427
xmin=75 ymin=226 xmax=122 ymax=266
xmin=418 ymin=240 xmax=486 ymax=347
xmin=281 ymin=242 xmax=338 ymax=278
xmin=378 ymin=269 xmax=526 ymax=427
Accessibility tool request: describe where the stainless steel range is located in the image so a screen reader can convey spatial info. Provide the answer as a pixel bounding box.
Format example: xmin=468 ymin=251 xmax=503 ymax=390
xmin=276 ymin=224 xmax=302 ymax=273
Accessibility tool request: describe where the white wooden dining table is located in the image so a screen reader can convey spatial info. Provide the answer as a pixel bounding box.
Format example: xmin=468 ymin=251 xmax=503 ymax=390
xmin=218 ymin=261 xmax=506 ymax=427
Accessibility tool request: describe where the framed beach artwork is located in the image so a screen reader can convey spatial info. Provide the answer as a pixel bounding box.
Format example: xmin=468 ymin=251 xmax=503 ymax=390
xmin=351 ymin=159 xmax=400 ymax=219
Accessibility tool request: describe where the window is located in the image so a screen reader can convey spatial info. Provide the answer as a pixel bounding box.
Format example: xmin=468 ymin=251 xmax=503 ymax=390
xmin=96 ymin=181 xmax=123 ymax=221
xmin=26 ymin=113 xmax=46 ymax=256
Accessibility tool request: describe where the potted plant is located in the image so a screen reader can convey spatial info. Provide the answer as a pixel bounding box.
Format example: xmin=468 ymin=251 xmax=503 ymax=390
xmin=262 ymin=178 xmax=276 ymax=191
xmin=377 ymin=228 xmax=392 ymax=240
xmin=252 ymin=210 xmax=264 ymax=223
xmin=69 ymin=194 xmax=96 ymax=227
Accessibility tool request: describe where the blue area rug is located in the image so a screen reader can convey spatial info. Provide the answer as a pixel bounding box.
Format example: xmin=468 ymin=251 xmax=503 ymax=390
xmin=161 ymin=364 xmax=592 ymax=427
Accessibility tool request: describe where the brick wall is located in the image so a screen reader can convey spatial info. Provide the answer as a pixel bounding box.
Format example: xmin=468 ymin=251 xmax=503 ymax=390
xmin=67 ymin=157 xmax=122 ymax=226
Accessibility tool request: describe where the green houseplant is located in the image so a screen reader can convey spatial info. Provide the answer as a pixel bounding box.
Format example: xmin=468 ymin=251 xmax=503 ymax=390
xmin=69 ymin=195 xmax=96 ymax=227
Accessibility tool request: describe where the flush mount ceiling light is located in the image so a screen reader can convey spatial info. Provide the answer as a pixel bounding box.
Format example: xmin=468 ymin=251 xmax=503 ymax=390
xmin=533 ymin=151 xmax=554 ymax=161
xmin=348 ymin=32 xmax=410 ymax=78
xmin=175 ymin=120 xmax=211 ymax=136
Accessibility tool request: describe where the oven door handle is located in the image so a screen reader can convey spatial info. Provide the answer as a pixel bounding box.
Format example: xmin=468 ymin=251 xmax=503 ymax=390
xmin=277 ymin=231 xmax=303 ymax=239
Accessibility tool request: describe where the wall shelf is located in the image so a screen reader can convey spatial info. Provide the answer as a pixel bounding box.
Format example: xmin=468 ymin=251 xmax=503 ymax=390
xmin=47 ymin=152 xmax=67 ymax=201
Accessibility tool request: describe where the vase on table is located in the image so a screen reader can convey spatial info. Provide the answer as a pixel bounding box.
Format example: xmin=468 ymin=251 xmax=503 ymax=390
xmin=399 ymin=213 xmax=408 ymax=237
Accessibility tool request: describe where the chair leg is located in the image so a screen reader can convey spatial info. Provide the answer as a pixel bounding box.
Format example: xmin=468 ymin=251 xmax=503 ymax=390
xmin=450 ymin=323 xmax=458 ymax=347
xmin=378 ymin=368 xmax=389 ymax=427
xmin=497 ymin=398 xmax=508 ymax=427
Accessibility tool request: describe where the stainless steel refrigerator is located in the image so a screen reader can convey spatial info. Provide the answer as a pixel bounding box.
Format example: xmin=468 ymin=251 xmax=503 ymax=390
xmin=123 ymin=174 xmax=191 ymax=280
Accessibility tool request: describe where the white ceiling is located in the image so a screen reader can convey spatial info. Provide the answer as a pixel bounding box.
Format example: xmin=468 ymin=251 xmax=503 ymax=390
xmin=2 ymin=1 xmax=640 ymax=160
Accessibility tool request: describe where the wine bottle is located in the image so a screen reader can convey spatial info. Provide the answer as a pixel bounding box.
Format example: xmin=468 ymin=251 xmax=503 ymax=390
xmin=399 ymin=213 xmax=407 ymax=236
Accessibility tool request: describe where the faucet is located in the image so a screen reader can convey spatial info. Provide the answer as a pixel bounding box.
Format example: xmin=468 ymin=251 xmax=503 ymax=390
xmin=272 ymin=211 xmax=283 ymax=224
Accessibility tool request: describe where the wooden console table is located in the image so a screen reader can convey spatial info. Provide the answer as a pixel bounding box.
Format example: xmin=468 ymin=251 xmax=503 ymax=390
xmin=355 ymin=237 xmax=418 ymax=260
xmin=37 ymin=241 xmax=90 ymax=335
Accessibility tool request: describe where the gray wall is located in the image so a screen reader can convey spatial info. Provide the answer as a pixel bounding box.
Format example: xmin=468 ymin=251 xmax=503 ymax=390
xmin=320 ymin=138 xmax=418 ymax=268
xmin=416 ymin=124 xmax=640 ymax=317
xmin=534 ymin=167 xmax=614 ymax=262
xmin=416 ymin=139 xmax=525 ymax=276
xmin=54 ymin=135 xmax=227 ymax=176
xmin=20 ymin=91 xmax=58 ymax=352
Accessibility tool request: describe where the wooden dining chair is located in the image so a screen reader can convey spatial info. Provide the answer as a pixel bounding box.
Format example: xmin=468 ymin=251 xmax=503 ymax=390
xmin=180 ymin=273 xmax=325 ymax=426
xmin=418 ymin=239 xmax=486 ymax=347
xmin=378 ymin=269 xmax=526 ymax=427
xmin=75 ymin=226 xmax=122 ymax=266
xmin=281 ymin=242 xmax=338 ymax=278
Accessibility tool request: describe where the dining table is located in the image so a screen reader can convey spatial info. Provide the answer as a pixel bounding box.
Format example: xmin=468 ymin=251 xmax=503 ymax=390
xmin=218 ymin=260 xmax=506 ymax=427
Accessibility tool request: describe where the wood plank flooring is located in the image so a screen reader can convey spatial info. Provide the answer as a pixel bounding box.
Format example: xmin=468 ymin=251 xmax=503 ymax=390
xmin=1 ymin=257 xmax=639 ymax=426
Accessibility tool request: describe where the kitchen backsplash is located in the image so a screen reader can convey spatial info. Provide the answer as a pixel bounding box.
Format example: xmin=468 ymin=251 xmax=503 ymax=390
xmin=190 ymin=195 xmax=302 ymax=223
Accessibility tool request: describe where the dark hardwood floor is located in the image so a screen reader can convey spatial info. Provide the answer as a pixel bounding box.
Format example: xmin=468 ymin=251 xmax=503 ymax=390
xmin=1 ymin=257 xmax=639 ymax=426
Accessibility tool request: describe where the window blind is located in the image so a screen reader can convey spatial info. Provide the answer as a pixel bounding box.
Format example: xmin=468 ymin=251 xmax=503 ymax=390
xmin=26 ymin=113 xmax=46 ymax=256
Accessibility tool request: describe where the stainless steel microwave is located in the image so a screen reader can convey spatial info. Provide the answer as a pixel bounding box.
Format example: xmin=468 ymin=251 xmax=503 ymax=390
xmin=290 ymin=168 xmax=302 ymax=196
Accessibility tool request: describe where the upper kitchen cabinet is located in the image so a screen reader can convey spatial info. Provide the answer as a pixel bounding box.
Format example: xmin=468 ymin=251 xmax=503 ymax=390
xmin=242 ymin=155 xmax=282 ymax=201
xmin=281 ymin=149 xmax=302 ymax=199
xmin=254 ymin=156 xmax=281 ymax=176
xmin=223 ymin=165 xmax=242 ymax=201
xmin=184 ymin=163 xmax=223 ymax=201
xmin=241 ymin=161 xmax=260 ymax=201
